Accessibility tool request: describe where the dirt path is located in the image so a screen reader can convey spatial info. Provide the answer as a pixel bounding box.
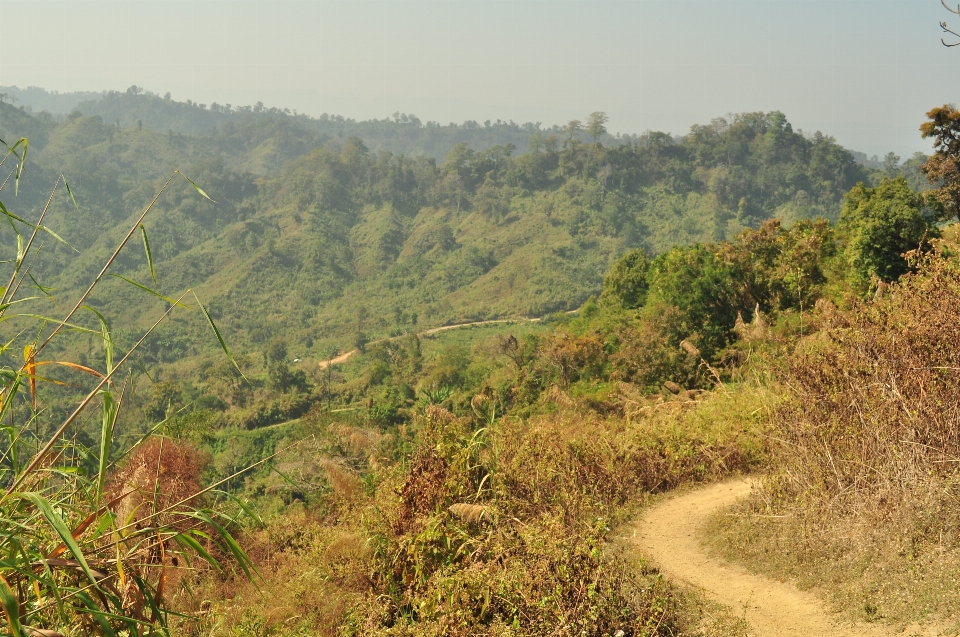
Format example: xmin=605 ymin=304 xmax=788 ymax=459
xmin=317 ymin=317 xmax=542 ymax=369
xmin=628 ymin=479 xmax=894 ymax=637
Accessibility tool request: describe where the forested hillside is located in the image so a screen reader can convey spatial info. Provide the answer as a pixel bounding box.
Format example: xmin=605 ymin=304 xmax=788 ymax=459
xmin=0 ymin=100 xmax=875 ymax=369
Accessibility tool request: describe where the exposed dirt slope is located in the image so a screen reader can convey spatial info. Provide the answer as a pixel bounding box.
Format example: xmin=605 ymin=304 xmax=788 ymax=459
xmin=628 ymin=479 xmax=899 ymax=637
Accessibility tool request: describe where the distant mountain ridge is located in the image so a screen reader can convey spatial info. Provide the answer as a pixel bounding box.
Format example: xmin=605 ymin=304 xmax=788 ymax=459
xmin=2 ymin=85 xmax=635 ymax=160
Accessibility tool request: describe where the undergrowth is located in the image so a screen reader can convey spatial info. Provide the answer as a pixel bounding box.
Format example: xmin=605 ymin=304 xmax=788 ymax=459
xmin=185 ymin=382 xmax=767 ymax=636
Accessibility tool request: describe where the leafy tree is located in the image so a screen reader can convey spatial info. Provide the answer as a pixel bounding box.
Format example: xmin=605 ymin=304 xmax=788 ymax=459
xmin=733 ymin=218 xmax=833 ymax=313
xmin=267 ymin=337 xmax=288 ymax=363
xmin=585 ymin=112 xmax=608 ymax=145
xmin=600 ymin=249 xmax=651 ymax=309
xmin=920 ymin=104 xmax=960 ymax=220
xmin=838 ymin=177 xmax=939 ymax=288
xmin=883 ymin=152 xmax=901 ymax=178
xmin=646 ymin=244 xmax=747 ymax=358
xmin=563 ymin=119 xmax=583 ymax=144
xmin=143 ymin=380 xmax=184 ymax=421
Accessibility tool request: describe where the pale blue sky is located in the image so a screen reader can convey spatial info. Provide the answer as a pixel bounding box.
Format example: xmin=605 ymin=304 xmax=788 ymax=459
xmin=0 ymin=1 xmax=955 ymax=157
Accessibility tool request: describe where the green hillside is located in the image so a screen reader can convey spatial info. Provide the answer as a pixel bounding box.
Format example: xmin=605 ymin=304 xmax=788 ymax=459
xmin=1 ymin=104 xmax=875 ymax=364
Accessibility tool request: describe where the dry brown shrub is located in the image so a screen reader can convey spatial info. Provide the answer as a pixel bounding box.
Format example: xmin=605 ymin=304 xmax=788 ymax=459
xmin=394 ymin=447 xmax=449 ymax=534
xmin=108 ymin=438 xmax=211 ymax=622
xmin=320 ymin=458 xmax=362 ymax=500
xmin=108 ymin=437 xmax=209 ymax=529
xmin=714 ymin=249 xmax=960 ymax=623
xmin=534 ymin=329 xmax=606 ymax=386
xmin=177 ymin=510 xmax=370 ymax=636
xmin=775 ymin=249 xmax=960 ymax=502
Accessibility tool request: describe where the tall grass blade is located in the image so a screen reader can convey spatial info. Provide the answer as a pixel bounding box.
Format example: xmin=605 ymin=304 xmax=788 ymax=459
xmin=192 ymin=291 xmax=245 ymax=380
xmin=84 ymin=308 xmax=113 ymax=376
xmin=175 ymin=170 xmax=215 ymax=202
xmin=73 ymin=593 xmax=117 ymax=637
xmin=46 ymin=491 xmax=132 ymax=560
xmin=21 ymin=493 xmax=99 ymax=588
xmin=62 ymin=177 xmax=79 ymax=211
xmin=138 ymin=225 xmax=157 ymax=288
xmin=0 ymin=574 xmax=22 ymax=637
xmin=96 ymin=390 xmax=116 ymax=500
xmin=107 ymin=274 xmax=185 ymax=307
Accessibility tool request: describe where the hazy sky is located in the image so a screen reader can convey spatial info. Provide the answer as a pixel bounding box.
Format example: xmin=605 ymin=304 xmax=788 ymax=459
xmin=0 ymin=1 xmax=955 ymax=157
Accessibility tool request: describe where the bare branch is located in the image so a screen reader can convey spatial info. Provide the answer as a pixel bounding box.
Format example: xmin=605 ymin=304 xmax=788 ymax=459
xmin=941 ymin=21 xmax=960 ymax=46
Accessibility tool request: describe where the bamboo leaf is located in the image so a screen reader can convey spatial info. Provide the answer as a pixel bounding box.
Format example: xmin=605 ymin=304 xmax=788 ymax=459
xmin=175 ymin=170 xmax=216 ymax=202
xmin=191 ymin=511 xmax=258 ymax=583
xmin=0 ymin=200 xmax=29 ymax=226
xmin=172 ymin=532 xmax=219 ymax=570
xmin=0 ymin=200 xmax=77 ymax=252
xmin=212 ymin=489 xmax=263 ymax=527
xmin=36 ymin=361 xmax=103 ymax=379
xmin=63 ymin=176 xmax=79 ymax=211
xmin=192 ymin=291 xmax=245 ymax=380
xmin=0 ymin=574 xmax=22 ymax=637
xmin=26 ymin=273 xmax=54 ymax=302
xmin=138 ymin=225 xmax=157 ymax=288
xmin=14 ymin=138 xmax=26 ymax=197
xmin=36 ymin=226 xmax=77 ymax=253
xmin=21 ymin=492 xmax=100 ymax=588
xmin=0 ymin=314 xmax=98 ymax=335
xmin=106 ymin=274 xmax=185 ymax=308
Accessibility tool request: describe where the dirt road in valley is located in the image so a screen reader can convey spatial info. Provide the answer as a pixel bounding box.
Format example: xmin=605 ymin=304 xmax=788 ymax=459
xmin=628 ymin=479 xmax=910 ymax=637
xmin=317 ymin=317 xmax=541 ymax=369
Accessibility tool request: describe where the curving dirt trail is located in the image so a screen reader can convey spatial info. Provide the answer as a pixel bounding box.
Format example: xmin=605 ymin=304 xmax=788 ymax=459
xmin=629 ymin=479 xmax=894 ymax=637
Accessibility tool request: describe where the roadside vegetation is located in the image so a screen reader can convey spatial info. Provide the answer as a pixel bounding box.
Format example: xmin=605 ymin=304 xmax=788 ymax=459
xmin=707 ymin=106 xmax=960 ymax=629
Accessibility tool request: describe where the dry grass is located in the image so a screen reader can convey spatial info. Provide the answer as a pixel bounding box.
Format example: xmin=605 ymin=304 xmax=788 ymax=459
xmin=705 ymin=246 xmax=960 ymax=628
xmin=187 ymin=383 xmax=768 ymax=636
xmin=706 ymin=479 xmax=960 ymax=628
